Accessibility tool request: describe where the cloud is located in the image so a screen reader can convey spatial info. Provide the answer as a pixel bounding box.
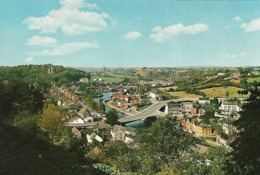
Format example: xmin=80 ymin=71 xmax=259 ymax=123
xmin=86 ymin=3 xmax=100 ymax=10
xmin=240 ymin=18 xmax=260 ymax=32
xmin=24 ymin=0 xmax=115 ymax=35
xmin=27 ymin=35 xmax=57 ymax=46
xmin=233 ymin=16 xmax=242 ymax=22
xmin=150 ymin=23 xmax=208 ymax=42
xmin=25 ymin=56 xmax=34 ymax=62
xmin=224 ymin=52 xmax=247 ymax=59
xmin=60 ymin=0 xmax=85 ymax=9
xmin=38 ymin=42 xmax=99 ymax=56
xmin=123 ymin=31 xmax=142 ymax=40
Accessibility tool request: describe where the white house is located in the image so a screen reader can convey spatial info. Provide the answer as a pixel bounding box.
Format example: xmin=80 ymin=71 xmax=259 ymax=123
xmin=111 ymin=125 xmax=136 ymax=143
xmin=198 ymin=98 xmax=210 ymax=105
xmin=219 ymin=101 xmax=240 ymax=113
xmin=149 ymin=90 xmax=162 ymax=100
xmin=111 ymin=125 xmax=125 ymax=141
xmin=68 ymin=116 xmax=85 ymax=124
xmin=87 ymin=133 xmax=103 ymax=143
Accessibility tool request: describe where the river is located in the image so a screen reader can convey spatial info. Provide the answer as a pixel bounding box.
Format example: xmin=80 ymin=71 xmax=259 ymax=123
xmin=94 ymin=92 xmax=145 ymax=129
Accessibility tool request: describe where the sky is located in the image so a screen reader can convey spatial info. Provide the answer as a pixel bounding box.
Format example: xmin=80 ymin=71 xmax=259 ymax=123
xmin=0 ymin=0 xmax=260 ymax=67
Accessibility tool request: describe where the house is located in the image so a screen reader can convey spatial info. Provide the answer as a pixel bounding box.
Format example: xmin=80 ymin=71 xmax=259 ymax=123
xmin=87 ymin=133 xmax=103 ymax=143
xmin=181 ymin=119 xmax=212 ymax=138
xmin=111 ymin=125 xmax=125 ymax=141
xmin=68 ymin=116 xmax=85 ymax=124
xmin=79 ymin=78 xmax=89 ymax=83
xmin=201 ymin=124 xmax=212 ymax=138
xmin=194 ymin=124 xmax=212 ymax=138
xmin=182 ymin=102 xmax=194 ymax=114
xmin=149 ymin=89 xmax=162 ymax=100
xmin=217 ymin=73 xmax=225 ymax=77
xmin=112 ymin=94 xmax=130 ymax=102
xmin=219 ymin=101 xmax=240 ymax=114
xmin=94 ymin=122 xmax=112 ymax=141
xmin=198 ymin=98 xmax=210 ymax=105
xmin=110 ymin=125 xmax=136 ymax=143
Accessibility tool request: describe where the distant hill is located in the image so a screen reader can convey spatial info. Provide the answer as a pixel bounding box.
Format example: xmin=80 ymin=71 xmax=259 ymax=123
xmin=0 ymin=64 xmax=90 ymax=88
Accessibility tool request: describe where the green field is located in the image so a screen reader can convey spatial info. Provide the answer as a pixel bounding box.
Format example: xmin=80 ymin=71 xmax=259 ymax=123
xmin=101 ymin=76 xmax=124 ymax=83
xmin=167 ymin=91 xmax=202 ymax=98
xmin=200 ymin=86 xmax=249 ymax=98
xmin=247 ymin=77 xmax=260 ymax=83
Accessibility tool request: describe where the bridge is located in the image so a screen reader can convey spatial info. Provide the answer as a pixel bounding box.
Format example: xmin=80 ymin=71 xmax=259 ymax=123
xmin=66 ymin=122 xmax=98 ymax=128
xmin=119 ymin=98 xmax=198 ymax=123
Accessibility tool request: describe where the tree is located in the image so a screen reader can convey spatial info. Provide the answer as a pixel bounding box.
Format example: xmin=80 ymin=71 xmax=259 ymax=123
xmin=179 ymin=148 xmax=227 ymax=175
xmin=97 ymin=99 xmax=106 ymax=114
xmin=100 ymin=141 xmax=141 ymax=173
xmin=38 ymin=106 xmax=72 ymax=147
xmin=136 ymin=116 xmax=200 ymax=174
xmin=203 ymin=106 xmax=214 ymax=124
xmin=105 ymin=109 xmax=118 ymax=125
xmin=0 ymin=81 xmax=44 ymax=123
xmin=225 ymin=83 xmax=260 ymax=174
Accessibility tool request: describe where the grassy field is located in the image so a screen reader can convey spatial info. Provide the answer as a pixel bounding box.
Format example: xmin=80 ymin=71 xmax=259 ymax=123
xmin=101 ymin=76 xmax=124 ymax=83
xmin=247 ymin=77 xmax=260 ymax=83
xmin=167 ymin=91 xmax=202 ymax=98
xmin=200 ymin=86 xmax=249 ymax=98
xmin=229 ymin=79 xmax=240 ymax=85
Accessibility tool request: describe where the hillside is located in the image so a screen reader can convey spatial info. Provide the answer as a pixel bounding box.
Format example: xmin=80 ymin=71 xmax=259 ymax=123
xmin=0 ymin=64 xmax=90 ymax=87
xmin=0 ymin=126 xmax=103 ymax=175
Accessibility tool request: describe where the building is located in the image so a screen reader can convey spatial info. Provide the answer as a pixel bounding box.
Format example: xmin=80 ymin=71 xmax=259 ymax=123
xmin=149 ymin=89 xmax=162 ymax=100
xmin=79 ymin=78 xmax=89 ymax=83
xmin=168 ymin=101 xmax=182 ymax=116
xmin=110 ymin=125 xmax=136 ymax=143
xmin=87 ymin=133 xmax=103 ymax=143
xmin=182 ymin=102 xmax=194 ymax=114
xmin=219 ymin=101 xmax=240 ymax=113
xmin=68 ymin=116 xmax=85 ymax=124
xmin=198 ymin=98 xmax=211 ymax=105
xmin=194 ymin=124 xmax=212 ymax=138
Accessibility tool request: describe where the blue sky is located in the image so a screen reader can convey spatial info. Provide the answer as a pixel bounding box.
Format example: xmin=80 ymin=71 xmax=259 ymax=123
xmin=0 ymin=0 xmax=260 ymax=67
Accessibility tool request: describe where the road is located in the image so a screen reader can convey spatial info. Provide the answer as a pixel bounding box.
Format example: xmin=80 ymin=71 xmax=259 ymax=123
xmin=119 ymin=98 xmax=199 ymax=123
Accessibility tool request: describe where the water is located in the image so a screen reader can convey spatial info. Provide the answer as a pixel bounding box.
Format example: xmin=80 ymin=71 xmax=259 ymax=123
xmin=94 ymin=92 xmax=145 ymax=129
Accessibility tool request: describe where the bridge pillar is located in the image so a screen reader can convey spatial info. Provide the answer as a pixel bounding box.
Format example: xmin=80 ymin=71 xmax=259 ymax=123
xmin=165 ymin=104 xmax=169 ymax=114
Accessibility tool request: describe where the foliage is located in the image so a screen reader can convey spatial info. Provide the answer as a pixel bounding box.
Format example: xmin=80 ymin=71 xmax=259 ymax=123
xmin=0 ymin=81 xmax=44 ymax=122
xmin=105 ymin=109 xmax=118 ymax=125
xmin=38 ymin=106 xmax=72 ymax=147
xmin=83 ymin=95 xmax=98 ymax=111
xmin=201 ymin=106 xmax=214 ymax=124
xmin=12 ymin=111 xmax=40 ymax=134
xmin=0 ymin=64 xmax=89 ymax=87
xmin=0 ymin=125 xmax=103 ymax=175
xmin=136 ymin=116 xmax=200 ymax=174
xmin=225 ymin=83 xmax=260 ymax=174
xmin=101 ymin=141 xmax=141 ymax=173
xmin=98 ymin=99 xmax=106 ymax=114
xmin=177 ymin=148 xmax=227 ymax=175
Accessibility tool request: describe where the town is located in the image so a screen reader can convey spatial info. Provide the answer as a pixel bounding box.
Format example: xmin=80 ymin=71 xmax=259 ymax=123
xmin=0 ymin=64 xmax=259 ymax=174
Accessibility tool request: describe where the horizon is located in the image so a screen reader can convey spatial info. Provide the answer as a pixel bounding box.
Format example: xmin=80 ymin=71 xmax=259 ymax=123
xmin=1 ymin=0 xmax=260 ymax=67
